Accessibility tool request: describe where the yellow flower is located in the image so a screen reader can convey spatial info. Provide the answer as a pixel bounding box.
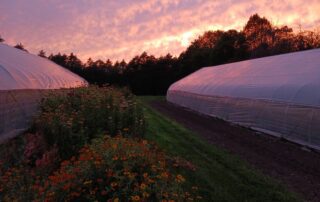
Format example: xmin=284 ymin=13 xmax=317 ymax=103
xmin=83 ymin=180 xmax=92 ymax=185
xmin=123 ymin=128 xmax=129 ymax=131
xmin=143 ymin=192 xmax=150 ymax=198
xmin=124 ymin=171 xmax=130 ymax=176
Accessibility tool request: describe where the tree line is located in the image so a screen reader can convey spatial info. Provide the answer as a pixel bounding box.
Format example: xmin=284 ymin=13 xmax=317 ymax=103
xmin=1 ymin=14 xmax=320 ymax=95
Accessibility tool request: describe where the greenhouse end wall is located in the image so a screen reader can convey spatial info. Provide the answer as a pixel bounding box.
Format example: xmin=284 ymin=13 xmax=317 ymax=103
xmin=0 ymin=90 xmax=45 ymax=143
xmin=0 ymin=44 xmax=88 ymax=143
xmin=167 ymin=90 xmax=320 ymax=150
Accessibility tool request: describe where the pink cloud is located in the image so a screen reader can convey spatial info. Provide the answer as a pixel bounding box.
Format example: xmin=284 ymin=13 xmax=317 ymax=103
xmin=0 ymin=0 xmax=319 ymax=62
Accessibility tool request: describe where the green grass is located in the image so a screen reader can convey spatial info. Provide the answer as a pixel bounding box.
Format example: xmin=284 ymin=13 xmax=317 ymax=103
xmin=139 ymin=96 xmax=301 ymax=202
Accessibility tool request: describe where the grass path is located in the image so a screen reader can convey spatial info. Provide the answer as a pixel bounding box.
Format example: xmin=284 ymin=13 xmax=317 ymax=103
xmin=139 ymin=96 xmax=300 ymax=202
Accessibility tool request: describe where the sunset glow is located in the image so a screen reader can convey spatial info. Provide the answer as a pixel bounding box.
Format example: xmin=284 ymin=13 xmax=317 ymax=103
xmin=1 ymin=0 xmax=319 ymax=61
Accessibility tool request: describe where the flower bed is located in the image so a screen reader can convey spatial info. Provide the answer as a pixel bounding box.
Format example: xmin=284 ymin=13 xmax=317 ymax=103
xmin=0 ymin=87 xmax=200 ymax=201
xmin=35 ymin=86 xmax=146 ymax=158
xmin=34 ymin=136 xmax=199 ymax=201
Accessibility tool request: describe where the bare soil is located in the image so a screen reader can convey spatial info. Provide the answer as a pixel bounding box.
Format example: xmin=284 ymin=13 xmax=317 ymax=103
xmin=150 ymin=100 xmax=320 ymax=202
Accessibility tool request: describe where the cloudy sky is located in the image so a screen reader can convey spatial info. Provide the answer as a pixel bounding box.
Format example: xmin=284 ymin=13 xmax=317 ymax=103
xmin=1 ymin=0 xmax=319 ymax=62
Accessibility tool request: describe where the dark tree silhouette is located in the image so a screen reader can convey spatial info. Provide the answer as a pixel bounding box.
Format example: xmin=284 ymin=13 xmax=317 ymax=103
xmin=48 ymin=53 xmax=68 ymax=67
xmin=14 ymin=43 xmax=28 ymax=52
xmin=0 ymin=35 xmax=4 ymax=43
xmin=243 ymin=14 xmax=274 ymax=57
xmin=38 ymin=50 xmax=46 ymax=58
xmin=45 ymin=14 xmax=320 ymax=95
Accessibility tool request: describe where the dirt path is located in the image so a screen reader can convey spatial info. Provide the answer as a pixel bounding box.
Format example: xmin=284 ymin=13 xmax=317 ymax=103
xmin=150 ymin=100 xmax=320 ymax=202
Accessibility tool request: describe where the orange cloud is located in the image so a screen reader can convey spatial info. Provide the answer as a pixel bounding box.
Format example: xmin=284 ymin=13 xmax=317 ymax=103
xmin=1 ymin=0 xmax=319 ymax=62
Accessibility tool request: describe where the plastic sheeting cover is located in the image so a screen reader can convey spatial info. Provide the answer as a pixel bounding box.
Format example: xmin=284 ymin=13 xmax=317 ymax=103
xmin=0 ymin=44 xmax=87 ymax=143
xmin=0 ymin=43 xmax=87 ymax=90
xmin=167 ymin=48 xmax=320 ymax=150
xmin=168 ymin=48 xmax=320 ymax=107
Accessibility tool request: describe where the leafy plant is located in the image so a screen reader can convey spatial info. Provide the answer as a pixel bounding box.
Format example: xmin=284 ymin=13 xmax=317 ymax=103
xmin=35 ymin=86 xmax=146 ymax=158
xmin=34 ymin=136 xmax=200 ymax=202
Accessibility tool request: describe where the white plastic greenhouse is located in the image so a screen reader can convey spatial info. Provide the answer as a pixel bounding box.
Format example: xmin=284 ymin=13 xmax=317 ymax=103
xmin=0 ymin=43 xmax=87 ymax=142
xmin=167 ymin=48 xmax=320 ymax=150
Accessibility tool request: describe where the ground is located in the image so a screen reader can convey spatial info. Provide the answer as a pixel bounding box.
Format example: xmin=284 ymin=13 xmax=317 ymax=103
xmin=139 ymin=96 xmax=302 ymax=202
xmin=140 ymin=96 xmax=320 ymax=202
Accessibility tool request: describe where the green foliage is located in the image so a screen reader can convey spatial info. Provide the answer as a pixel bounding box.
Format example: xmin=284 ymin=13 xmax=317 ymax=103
xmin=35 ymin=86 xmax=146 ymax=158
xmin=0 ymin=89 xmax=200 ymax=202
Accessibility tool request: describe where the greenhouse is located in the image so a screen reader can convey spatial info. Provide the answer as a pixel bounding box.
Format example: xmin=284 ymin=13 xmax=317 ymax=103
xmin=167 ymin=48 xmax=320 ymax=150
xmin=0 ymin=43 xmax=87 ymax=142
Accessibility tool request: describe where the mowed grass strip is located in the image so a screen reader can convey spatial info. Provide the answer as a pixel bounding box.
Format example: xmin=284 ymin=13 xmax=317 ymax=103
xmin=139 ymin=96 xmax=301 ymax=202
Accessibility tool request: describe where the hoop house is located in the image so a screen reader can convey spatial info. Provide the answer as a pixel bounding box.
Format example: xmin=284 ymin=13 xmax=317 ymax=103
xmin=167 ymin=48 xmax=320 ymax=150
xmin=0 ymin=44 xmax=87 ymax=142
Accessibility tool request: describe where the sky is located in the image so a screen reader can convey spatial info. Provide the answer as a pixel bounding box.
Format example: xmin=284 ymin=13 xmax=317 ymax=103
xmin=1 ymin=0 xmax=320 ymax=62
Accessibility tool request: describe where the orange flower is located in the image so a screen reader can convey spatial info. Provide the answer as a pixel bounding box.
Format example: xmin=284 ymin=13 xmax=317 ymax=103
xmin=140 ymin=183 xmax=147 ymax=190
xmin=112 ymin=144 xmax=118 ymax=149
xmin=161 ymin=172 xmax=169 ymax=179
xmin=175 ymin=174 xmax=185 ymax=183
xmin=131 ymin=195 xmax=140 ymax=201
xmin=106 ymin=169 xmax=113 ymax=177
xmin=70 ymin=192 xmax=80 ymax=197
xmin=111 ymin=182 xmax=118 ymax=188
